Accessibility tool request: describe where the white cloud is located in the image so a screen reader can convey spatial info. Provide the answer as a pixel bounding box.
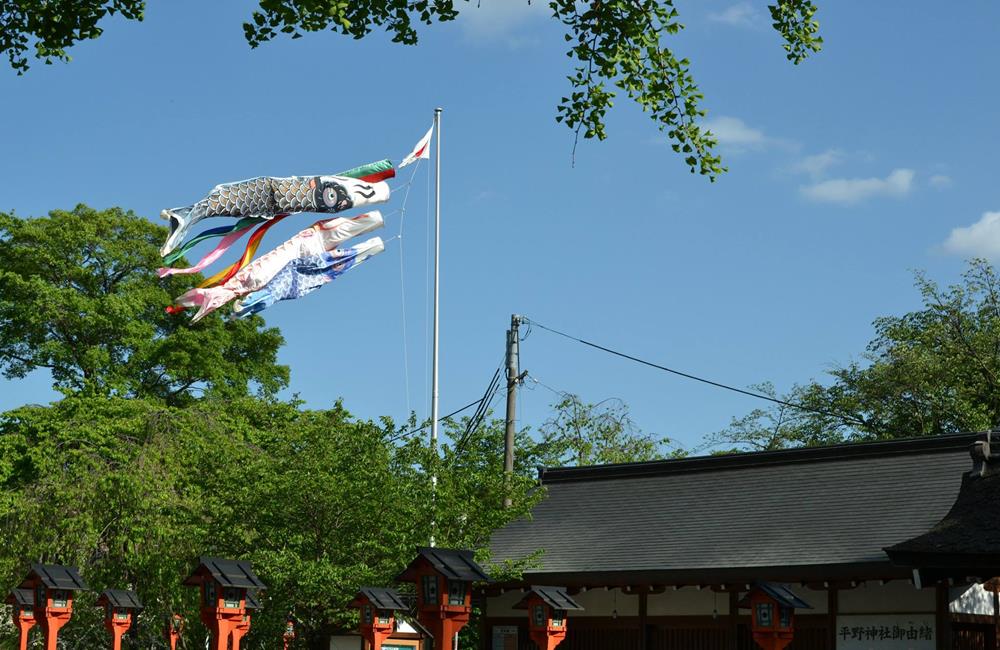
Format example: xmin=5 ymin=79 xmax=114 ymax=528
xmin=709 ymin=3 xmax=759 ymax=27
xmin=459 ymin=0 xmax=544 ymax=44
xmin=704 ymin=116 xmax=765 ymax=147
xmin=702 ymin=116 xmax=795 ymax=153
xmin=789 ymin=149 xmax=845 ymax=179
xmin=942 ymin=211 xmax=1000 ymax=259
xmin=800 ymin=168 xmax=915 ymax=204
xmin=929 ymin=174 xmax=953 ymax=189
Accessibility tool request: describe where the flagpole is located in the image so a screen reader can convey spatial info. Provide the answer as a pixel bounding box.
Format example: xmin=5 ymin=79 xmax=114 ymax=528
xmin=430 ymin=107 xmax=442 ymax=548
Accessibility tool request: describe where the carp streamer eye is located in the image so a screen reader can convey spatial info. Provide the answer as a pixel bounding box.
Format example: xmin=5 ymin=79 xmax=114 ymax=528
xmin=322 ymin=186 xmax=340 ymax=208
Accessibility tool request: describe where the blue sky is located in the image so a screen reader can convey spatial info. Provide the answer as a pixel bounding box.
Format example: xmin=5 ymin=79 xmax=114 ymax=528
xmin=2 ymin=1 xmax=999 ymax=451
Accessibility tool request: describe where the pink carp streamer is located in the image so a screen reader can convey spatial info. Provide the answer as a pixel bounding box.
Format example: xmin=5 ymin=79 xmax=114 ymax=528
xmin=172 ymin=211 xmax=384 ymax=322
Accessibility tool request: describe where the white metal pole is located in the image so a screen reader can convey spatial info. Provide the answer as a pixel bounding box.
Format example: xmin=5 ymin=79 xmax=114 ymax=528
xmin=430 ymin=107 xmax=442 ymax=547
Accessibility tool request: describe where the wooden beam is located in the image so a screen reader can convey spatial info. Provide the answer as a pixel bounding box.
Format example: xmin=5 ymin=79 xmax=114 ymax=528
xmin=936 ymin=582 xmax=951 ymax=650
xmin=639 ymin=591 xmax=648 ymax=650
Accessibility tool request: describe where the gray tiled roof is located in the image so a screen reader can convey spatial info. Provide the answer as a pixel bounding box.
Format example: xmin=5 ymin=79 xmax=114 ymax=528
xmin=885 ymin=433 xmax=1000 ymax=581
xmin=490 ymin=434 xmax=975 ymax=576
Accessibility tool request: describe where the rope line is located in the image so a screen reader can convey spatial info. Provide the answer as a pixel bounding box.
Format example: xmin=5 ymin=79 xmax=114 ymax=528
xmin=394 ymin=160 xmax=423 ymax=416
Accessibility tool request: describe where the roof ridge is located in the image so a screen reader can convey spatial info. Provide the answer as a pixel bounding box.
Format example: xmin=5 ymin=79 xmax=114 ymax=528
xmin=540 ymin=432 xmax=979 ymax=484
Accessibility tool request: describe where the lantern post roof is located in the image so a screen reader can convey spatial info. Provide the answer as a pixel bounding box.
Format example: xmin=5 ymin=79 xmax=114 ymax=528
xmin=738 ymin=582 xmax=811 ymax=609
xmin=97 ymin=589 xmax=143 ymax=610
xmin=245 ymin=589 xmax=262 ymax=610
xmin=182 ymin=557 xmax=266 ymax=590
xmin=396 ymin=547 xmax=491 ymax=583
xmin=512 ymin=586 xmax=584 ymax=611
xmin=20 ymin=564 xmax=89 ymax=592
xmin=349 ymin=587 xmax=409 ymax=611
xmin=6 ymin=588 xmax=34 ymax=606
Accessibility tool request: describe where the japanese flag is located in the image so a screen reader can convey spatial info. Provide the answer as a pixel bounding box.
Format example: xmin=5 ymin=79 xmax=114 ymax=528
xmin=399 ymin=125 xmax=433 ymax=168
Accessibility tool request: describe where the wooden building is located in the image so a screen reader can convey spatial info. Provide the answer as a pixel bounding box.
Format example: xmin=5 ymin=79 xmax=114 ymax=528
xmin=485 ymin=432 xmax=1000 ymax=650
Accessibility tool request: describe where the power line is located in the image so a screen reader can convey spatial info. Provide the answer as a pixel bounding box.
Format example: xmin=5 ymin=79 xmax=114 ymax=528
xmin=523 ymin=317 xmax=868 ymax=429
xmin=389 ymin=398 xmax=483 ymax=442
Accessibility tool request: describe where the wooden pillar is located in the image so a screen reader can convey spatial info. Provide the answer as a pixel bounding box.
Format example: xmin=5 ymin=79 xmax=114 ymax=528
xmin=729 ymin=591 xmax=739 ymax=650
xmin=992 ymin=586 xmax=999 ymax=650
xmin=638 ymin=590 xmax=648 ymax=650
xmin=478 ymin=593 xmax=488 ymax=650
xmin=827 ymin=588 xmax=838 ymax=650
xmin=935 ymin=583 xmax=951 ymax=650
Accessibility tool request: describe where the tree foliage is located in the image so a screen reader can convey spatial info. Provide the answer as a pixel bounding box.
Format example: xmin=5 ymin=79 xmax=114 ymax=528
xmin=3 ymin=1 xmax=823 ymax=176
xmin=706 ymin=259 xmax=1000 ymax=452
xmin=0 ymin=395 xmax=542 ymax=649
xmin=0 ymin=205 xmax=289 ymax=404
xmin=0 ymin=0 xmax=144 ymax=72
xmin=537 ymin=393 xmax=681 ymax=466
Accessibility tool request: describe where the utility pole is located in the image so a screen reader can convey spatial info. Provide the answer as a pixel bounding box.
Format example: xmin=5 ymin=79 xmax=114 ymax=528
xmin=504 ymin=314 xmax=523 ymax=508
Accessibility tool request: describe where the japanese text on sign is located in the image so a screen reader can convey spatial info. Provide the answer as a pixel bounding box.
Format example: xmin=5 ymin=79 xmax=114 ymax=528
xmin=836 ymin=615 xmax=934 ymax=650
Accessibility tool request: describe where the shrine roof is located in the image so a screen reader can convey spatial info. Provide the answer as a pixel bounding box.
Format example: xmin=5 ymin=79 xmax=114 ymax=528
xmin=885 ymin=433 xmax=1000 ymax=582
xmin=490 ymin=433 xmax=976 ymax=582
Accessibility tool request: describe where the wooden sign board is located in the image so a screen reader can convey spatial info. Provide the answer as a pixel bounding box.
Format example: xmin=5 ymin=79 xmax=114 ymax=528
xmin=836 ymin=614 xmax=935 ymax=650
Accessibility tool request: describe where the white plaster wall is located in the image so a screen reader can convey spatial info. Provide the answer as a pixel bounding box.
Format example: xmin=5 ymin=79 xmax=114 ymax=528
xmin=647 ymin=588 xmax=728 ymax=616
xmin=949 ymin=583 xmax=996 ymax=616
xmin=560 ymin=588 xmax=638 ymax=617
xmin=486 ymin=589 xmax=529 ymax=618
xmin=789 ymin=585 xmax=827 ymax=614
xmin=838 ymin=581 xmax=934 ymax=613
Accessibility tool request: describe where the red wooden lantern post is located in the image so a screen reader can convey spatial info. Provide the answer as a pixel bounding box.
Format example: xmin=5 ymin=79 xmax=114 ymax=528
xmin=96 ymin=589 xmax=143 ymax=650
xmin=6 ymin=588 xmax=36 ymax=650
xmin=232 ymin=589 xmax=262 ymax=648
xmin=396 ymin=548 xmax=490 ymax=650
xmin=163 ymin=614 xmax=184 ymax=650
xmin=513 ymin=586 xmax=584 ymax=650
xmin=182 ymin=557 xmax=266 ymax=650
xmin=739 ymin=583 xmax=811 ymax=650
xmin=349 ymin=587 xmax=409 ymax=650
xmin=283 ymin=612 xmax=296 ymax=650
xmin=16 ymin=564 xmax=89 ymax=650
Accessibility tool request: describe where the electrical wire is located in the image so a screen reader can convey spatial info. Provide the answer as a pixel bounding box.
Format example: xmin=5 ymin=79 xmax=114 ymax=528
xmin=523 ymin=317 xmax=868 ymax=428
xmin=389 ymin=398 xmax=484 ymax=443
xmin=453 ymin=360 xmax=507 ymax=454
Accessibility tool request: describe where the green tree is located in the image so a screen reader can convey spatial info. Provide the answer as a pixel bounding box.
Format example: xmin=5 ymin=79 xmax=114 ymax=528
xmin=537 ymin=393 xmax=680 ymax=466
xmin=3 ymin=1 xmax=823 ymax=177
xmin=0 ymin=394 xmax=542 ymax=649
xmin=706 ymin=259 xmax=1000 ymax=451
xmin=0 ymin=205 xmax=289 ymax=405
